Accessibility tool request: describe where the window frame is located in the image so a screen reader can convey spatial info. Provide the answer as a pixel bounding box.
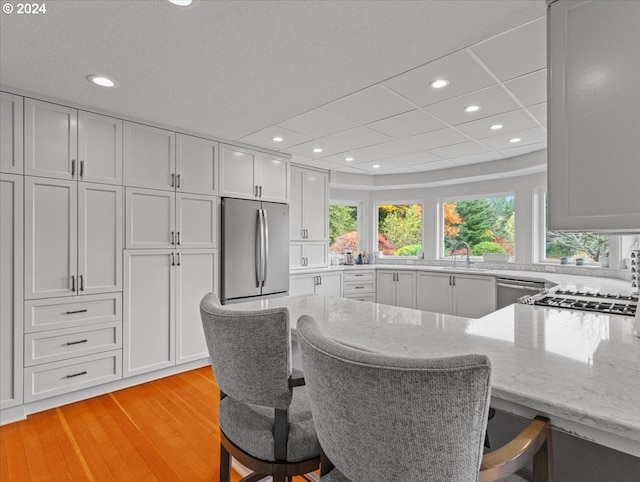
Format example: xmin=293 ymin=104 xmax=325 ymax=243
xmin=437 ymin=191 xmax=517 ymax=260
xmin=329 ymin=200 xmax=363 ymax=255
xmin=374 ymin=200 xmax=424 ymax=258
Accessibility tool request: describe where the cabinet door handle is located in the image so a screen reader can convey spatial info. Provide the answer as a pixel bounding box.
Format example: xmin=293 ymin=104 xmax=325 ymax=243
xmin=71 ymin=275 xmax=76 ymax=292
xmin=171 ymin=173 xmax=175 ymax=188
xmin=171 ymin=231 xmax=175 ymax=245
xmin=452 ymin=276 xmax=456 ymax=286
xmin=254 ymin=185 xmax=258 ymax=197
xmin=318 ymin=276 xmax=322 ymax=285
xmin=171 ymin=253 xmax=175 ymax=266
xmin=176 ymin=174 xmax=181 ymax=188
xmin=259 ymin=185 xmax=262 ymax=197
xmin=80 ymin=160 xmax=84 ymax=179
xmin=65 ymin=371 xmax=87 ymax=379
xmin=176 ymin=252 xmax=181 ymax=266
xmin=79 ymin=274 xmax=84 ymax=292
xmin=71 ymin=159 xmax=76 ymax=178
xmin=66 ymin=339 xmax=88 ymax=346
xmin=177 ymin=231 xmax=181 ymax=245
xmin=65 ymin=309 xmax=88 ymax=315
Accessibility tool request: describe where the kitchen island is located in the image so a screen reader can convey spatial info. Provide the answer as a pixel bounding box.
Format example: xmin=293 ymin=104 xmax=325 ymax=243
xmin=234 ymin=294 xmax=640 ymax=463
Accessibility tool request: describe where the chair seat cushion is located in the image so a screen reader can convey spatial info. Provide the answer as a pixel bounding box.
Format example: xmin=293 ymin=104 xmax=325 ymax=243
xmin=320 ymin=467 xmax=531 ymax=482
xmin=219 ymin=385 xmax=320 ymax=462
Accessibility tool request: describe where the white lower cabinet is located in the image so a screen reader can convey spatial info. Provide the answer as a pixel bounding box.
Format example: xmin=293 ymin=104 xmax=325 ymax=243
xmin=289 ymin=242 xmax=328 ymax=270
xmin=343 ymin=270 xmax=376 ymax=302
xmin=290 ymin=272 xmax=342 ymax=297
xmin=123 ymin=249 xmax=218 ymax=378
xmin=376 ymin=270 xmax=416 ymax=309
xmin=0 ymin=174 xmax=23 ymax=410
xmin=416 ymin=272 xmax=496 ymax=318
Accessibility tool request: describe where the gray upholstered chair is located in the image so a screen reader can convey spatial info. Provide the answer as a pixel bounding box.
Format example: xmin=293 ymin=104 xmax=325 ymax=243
xmin=199 ymin=293 xmax=320 ymax=482
xmin=297 ymin=315 xmax=552 ymax=482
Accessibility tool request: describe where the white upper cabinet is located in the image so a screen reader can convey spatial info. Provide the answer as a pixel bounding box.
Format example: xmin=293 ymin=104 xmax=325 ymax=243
xmin=290 ymin=167 xmax=328 ymax=241
xmin=219 ymin=144 xmax=289 ymax=202
xmin=548 ymin=0 xmax=640 ymax=230
xmin=78 ymin=111 xmax=123 ymax=185
xmin=176 ymin=134 xmax=218 ymax=195
xmin=1 ymin=92 xmax=24 ymax=174
xmin=176 ymin=193 xmax=219 ymax=249
xmin=123 ymin=122 xmax=175 ymax=191
xmin=25 ymin=99 xmax=78 ymax=180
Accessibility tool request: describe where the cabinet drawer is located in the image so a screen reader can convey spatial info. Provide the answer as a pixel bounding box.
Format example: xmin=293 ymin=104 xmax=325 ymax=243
xmin=343 ymin=270 xmax=375 ymax=281
xmin=24 ymin=350 xmax=122 ymax=402
xmin=344 ymin=294 xmax=376 ymax=303
xmin=25 ymin=293 xmax=122 ymax=333
xmin=343 ymin=280 xmax=376 ymax=295
xmin=25 ymin=322 xmax=122 ymax=367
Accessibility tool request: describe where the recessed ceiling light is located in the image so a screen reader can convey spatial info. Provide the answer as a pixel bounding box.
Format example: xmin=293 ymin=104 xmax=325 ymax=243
xmin=372 ymin=164 xmax=380 ymax=169
xmin=272 ymin=137 xmax=283 ymax=142
xmin=87 ymin=75 xmax=117 ymax=88
xmin=313 ymin=148 xmax=323 ymax=153
xmin=510 ymin=137 xmax=522 ymax=143
xmin=345 ymin=157 xmax=354 ymax=162
xmin=168 ymin=0 xmax=192 ymax=6
xmin=464 ymin=105 xmax=481 ymax=113
xmin=430 ymin=79 xmax=449 ymax=89
xmin=490 ymin=124 xmax=503 ymax=130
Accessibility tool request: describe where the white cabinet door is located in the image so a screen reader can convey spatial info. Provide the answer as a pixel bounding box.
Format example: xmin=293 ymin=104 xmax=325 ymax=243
xmin=289 ymin=242 xmax=304 ymax=270
xmin=289 ymin=167 xmax=304 ymax=240
xmin=176 ymin=193 xmax=218 ymax=249
xmin=25 ymin=177 xmax=78 ymax=299
xmin=317 ymin=273 xmax=342 ymax=297
xmin=123 ymin=250 xmax=175 ymax=377
xmin=395 ymin=271 xmax=416 ymax=309
xmin=1 ymin=92 xmax=24 ymax=174
xmin=78 ymin=183 xmax=123 ymax=295
xmin=176 ymin=134 xmax=218 ymax=195
xmin=303 ymin=169 xmax=327 ymax=240
xmin=289 ymin=274 xmax=316 ymax=297
xmin=452 ymin=275 xmax=496 ymax=319
xmin=125 ymin=187 xmax=175 ymax=249
xmin=24 ymin=99 xmax=78 ymax=180
xmin=306 ymin=242 xmax=328 ymax=269
xmin=548 ymin=0 xmax=640 ymax=230
xmin=123 ymin=122 xmax=175 ymax=191
xmin=175 ymin=249 xmax=218 ymax=364
xmin=219 ymin=144 xmax=256 ymax=199
xmin=0 ymin=174 xmax=23 ymax=409
xmin=256 ymin=153 xmax=288 ymax=203
xmin=78 ymin=111 xmax=122 ymax=185
xmin=416 ymin=272 xmax=453 ymax=315
xmin=376 ymin=271 xmax=396 ymax=307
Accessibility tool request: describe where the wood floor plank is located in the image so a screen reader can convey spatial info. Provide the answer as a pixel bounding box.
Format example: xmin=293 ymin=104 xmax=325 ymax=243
xmin=0 ymin=421 xmax=31 ymax=481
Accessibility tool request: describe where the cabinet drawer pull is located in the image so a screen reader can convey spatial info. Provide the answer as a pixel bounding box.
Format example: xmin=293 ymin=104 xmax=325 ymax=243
xmin=354 ymin=286 xmax=365 ymax=289
xmin=65 ymin=339 xmax=88 ymax=346
xmin=354 ymin=274 xmax=364 ymax=277
xmin=65 ymin=371 xmax=87 ymax=379
xmin=65 ymin=309 xmax=88 ymax=315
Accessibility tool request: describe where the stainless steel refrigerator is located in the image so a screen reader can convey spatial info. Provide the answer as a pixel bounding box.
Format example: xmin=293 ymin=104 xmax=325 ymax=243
xmin=221 ymin=198 xmax=289 ymax=304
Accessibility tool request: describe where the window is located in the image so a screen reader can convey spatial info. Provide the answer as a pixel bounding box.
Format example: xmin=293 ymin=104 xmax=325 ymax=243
xmin=441 ymin=195 xmax=515 ymax=259
xmin=377 ymin=203 xmax=422 ymax=256
xmin=329 ymin=203 xmax=359 ymax=255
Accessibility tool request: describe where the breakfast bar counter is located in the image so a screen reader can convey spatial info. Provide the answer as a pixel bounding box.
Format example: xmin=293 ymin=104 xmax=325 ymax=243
xmin=234 ymin=295 xmax=640 ymax=459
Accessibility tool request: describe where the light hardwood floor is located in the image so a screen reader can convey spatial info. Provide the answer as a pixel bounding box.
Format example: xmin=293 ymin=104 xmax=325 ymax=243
xmin=0 ymin=367 xmax=308 ymax=481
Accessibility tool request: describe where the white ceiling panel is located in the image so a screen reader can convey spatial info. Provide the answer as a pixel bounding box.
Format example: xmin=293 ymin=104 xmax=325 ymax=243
xmin=334 ymin=166 xmax=370 ymax=174
xmin=505 ymin=69 xmax=547 ymax=107
xmin=287 ymin=139 xmax=346 ymax=158
xmin=289 ymin=152 xmax=313 ymax=164
xmin=239 ymin=126 xmax=312 ymax=150
xmin=451 ymin=152 xmax=503 ymax=166
xmin=402 ymin=127 xmax=470 ymax=150
xmin=498 ymin=142 xmax=546 ymax=158
xmin=320 ymin=127 xmax=391 ymax=150
xmin=527 ymin=103 xmax=547 ymax=126
xmin=383 ymin=49 xmax=497 ymax=106
xmin=301 ymin=158 xmax=342 ymax=171
xmin=278 ymin=109 xmax=358 ymax=138
xmin=480 ymin=126 xmax=546 ymax=150
xmin=321 ymin=150 xmax=378 ymax=166
xmin=429 ymin=141 xmax=491 ymax=159
xmin=366 ymin=109 xmax=447 ymax=138
xmin=354 ymin=141 xmax=421 ymax=160
xmin=322 ymin=85 xmax=415 ymax=125
xmin=424 ymin=85 xmax=521 ymax=126
xmin=376 ymin=166 xmax=419 ymax=174
xmin=375 ymin=151 xmax=440 ymax=168
xmin=410 ymin=160 xmax=458 ymax=171
xmin=456 ymin=109 xmax=539 ymax=139
xmin=470 ymin=17 xmax=546 ymax=81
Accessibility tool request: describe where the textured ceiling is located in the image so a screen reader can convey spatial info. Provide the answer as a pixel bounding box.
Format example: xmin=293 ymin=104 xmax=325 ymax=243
xmin=1 ymin=0 xmax=546 ymax=174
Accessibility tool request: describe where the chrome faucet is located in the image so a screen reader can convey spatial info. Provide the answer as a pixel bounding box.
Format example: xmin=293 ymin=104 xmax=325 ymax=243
xmin=452 ymin=241 xmax=471 ymax=269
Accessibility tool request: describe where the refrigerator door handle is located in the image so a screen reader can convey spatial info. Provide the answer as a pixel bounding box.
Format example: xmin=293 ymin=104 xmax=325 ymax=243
xmin=262 ymin=208 xmax=269 ymax=286
xmin=255 ymin=210 xmax=263 ymax=288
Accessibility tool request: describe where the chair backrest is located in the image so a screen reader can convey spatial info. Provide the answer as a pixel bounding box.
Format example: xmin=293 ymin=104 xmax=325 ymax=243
xmin=297 ymin=315 xmax=492 ymax=482
xmin=200 ymin=293 xmax=293 ymax=410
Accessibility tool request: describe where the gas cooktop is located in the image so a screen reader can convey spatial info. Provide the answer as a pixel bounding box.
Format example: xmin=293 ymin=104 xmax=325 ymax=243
xmin=519 ymin=289 xmax=638 ymax=317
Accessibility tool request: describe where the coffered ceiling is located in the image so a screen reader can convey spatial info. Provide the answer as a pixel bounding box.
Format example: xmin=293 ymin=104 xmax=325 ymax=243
xmin=1 ymin=0 xmax=547 ymax=176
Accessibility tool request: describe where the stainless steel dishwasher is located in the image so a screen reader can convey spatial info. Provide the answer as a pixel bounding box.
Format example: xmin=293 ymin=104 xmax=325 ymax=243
xmin=496 ymin=277 xmax=547 ymax=309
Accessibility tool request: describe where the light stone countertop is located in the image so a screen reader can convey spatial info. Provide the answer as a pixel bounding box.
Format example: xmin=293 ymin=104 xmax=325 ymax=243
xmin=233 ymin=294 xmax=640 ymax=458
